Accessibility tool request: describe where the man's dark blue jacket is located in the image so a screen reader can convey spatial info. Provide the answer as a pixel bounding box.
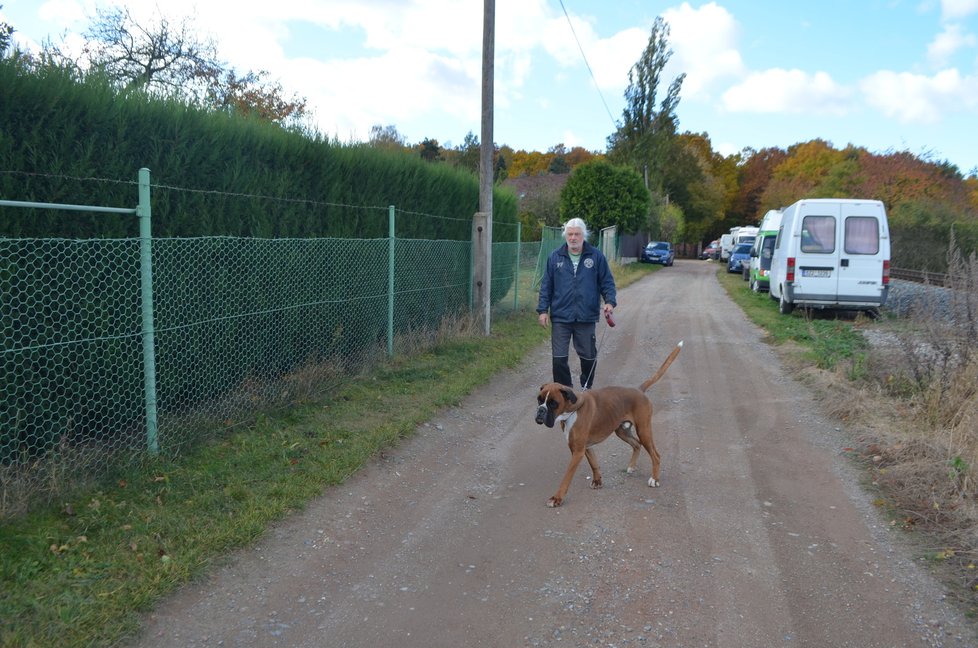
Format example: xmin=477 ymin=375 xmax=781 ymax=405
xmin=536 ymin=241 xmax=617 ymax=323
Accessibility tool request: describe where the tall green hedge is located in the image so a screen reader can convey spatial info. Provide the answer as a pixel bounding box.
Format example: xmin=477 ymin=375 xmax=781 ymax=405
xmin=0 ymin=55 xmax=518 ymax=240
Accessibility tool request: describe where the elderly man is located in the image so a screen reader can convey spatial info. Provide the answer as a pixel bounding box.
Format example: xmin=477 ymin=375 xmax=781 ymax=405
xmin=536 ymin=218 xmax=617 ymax=390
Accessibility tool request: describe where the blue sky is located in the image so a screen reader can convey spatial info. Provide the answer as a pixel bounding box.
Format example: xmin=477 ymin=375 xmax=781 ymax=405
xmin=3 ymin=0 xmax=978 ymax=175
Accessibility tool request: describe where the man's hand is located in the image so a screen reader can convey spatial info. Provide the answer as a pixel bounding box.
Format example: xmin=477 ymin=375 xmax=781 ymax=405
xmin=538 ymin=312 xmax=550 ymax=328
xmin=602 ymin=304 xmax=614 ymax=317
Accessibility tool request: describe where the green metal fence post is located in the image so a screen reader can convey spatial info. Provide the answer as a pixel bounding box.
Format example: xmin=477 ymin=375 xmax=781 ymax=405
xmin=137 ymin=168 xmax=160 ymax=455
xmin=514 ymin=222 xmax=521 ymax=311
xmin=388 ymin=205 xmax=395 ymax=358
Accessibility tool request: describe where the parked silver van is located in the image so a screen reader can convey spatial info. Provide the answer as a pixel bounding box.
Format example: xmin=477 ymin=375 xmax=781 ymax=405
xmin=769 ymin=199 xmax=890 ymax=315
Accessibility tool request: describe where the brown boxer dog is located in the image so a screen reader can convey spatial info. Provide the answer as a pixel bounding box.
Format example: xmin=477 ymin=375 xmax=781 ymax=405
xmin=535 ymin=341 xmax=683 ymax=507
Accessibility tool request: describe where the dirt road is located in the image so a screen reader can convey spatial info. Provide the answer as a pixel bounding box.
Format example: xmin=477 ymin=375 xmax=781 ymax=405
xmin=134 ymin=260 xmax=973 ymax=647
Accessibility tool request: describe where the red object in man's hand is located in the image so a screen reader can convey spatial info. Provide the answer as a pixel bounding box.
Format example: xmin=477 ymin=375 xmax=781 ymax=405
xmin=605 ymin=312 xmax=615 ymax=327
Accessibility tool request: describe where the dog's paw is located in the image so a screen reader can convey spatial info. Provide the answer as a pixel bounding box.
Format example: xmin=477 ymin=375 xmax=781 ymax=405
xmin=626 ymin=466 xmax=636 ymax=474
xmin=648 ymin=477 xmax=660 ymax=488
xmin=590 ymin=478 xmax=602 ymax=489
xmin=547 ymin=496 xmax=563 ymax=508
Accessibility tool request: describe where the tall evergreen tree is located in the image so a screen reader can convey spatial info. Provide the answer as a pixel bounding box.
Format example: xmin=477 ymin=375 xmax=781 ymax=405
xmin=607 ymin=16 xmax=685 ymax=194
xmin=0 ymin=5 xmax=14 ymax=55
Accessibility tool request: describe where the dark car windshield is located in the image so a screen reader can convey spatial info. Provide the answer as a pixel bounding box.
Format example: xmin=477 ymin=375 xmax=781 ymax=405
xmin=647 ymin=242 xmax=670 ymax=250
xmin=733 ymin=244 xmax=752 ymax=254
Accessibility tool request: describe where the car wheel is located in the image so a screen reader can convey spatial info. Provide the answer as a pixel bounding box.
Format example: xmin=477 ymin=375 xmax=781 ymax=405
xmin=779 ymin=291 xmax=794 ymax=315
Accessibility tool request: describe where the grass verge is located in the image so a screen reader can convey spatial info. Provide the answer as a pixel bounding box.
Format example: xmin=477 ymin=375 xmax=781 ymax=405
xmin=0 ymin=262 xmax=656 ymax=648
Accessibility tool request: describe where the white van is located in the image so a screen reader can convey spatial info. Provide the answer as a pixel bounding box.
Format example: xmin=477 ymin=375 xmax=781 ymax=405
xmin=748 ymin=210 xmax=782 ymax=292
xmin=734 ymin=226 xmax=759 ymax=246
xmin=719 ymin=233 xmax=734 ymax=260
xmin=769 ymin=199 xmax=890 ymax=315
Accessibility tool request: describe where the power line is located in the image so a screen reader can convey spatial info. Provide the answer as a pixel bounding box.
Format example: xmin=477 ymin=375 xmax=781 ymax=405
xmin=558 ymin=0 xmax=618 ymax=131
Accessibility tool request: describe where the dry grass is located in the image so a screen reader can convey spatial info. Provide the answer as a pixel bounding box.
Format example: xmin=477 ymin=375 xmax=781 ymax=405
xmin=820 ymin=241 xmax=978 ymax=614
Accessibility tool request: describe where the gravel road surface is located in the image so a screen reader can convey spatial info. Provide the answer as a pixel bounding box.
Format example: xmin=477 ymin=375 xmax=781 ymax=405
xmin=134 ymin=260 xmax=973 ymax=648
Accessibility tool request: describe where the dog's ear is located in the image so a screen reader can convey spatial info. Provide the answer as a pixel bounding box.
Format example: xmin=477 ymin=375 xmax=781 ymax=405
xmin=561 ymin=387 xmax=577 ymax=404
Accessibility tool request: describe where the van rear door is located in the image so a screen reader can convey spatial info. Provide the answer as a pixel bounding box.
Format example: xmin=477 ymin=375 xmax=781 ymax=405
xmin=837 ymin=201 xmax=887 ymax=305
xmin=793 ymin=203 xmax=840 ymax=302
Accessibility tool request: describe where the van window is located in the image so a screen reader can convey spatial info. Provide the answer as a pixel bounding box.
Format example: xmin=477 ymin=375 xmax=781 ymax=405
xmin=800 ymin=215 xmax=835 ymax=253
xmin=761 ymin=236 xmax=776 ymax=269
xmin=844 ymin=216 xmax=880 ymax=254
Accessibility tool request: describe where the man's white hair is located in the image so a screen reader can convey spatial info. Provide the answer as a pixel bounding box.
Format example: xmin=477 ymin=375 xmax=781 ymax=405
xmin=563 ymin=217 xmax=588 ymax=239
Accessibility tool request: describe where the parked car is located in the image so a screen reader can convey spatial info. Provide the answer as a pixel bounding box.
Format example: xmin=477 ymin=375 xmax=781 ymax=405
xmin=727 ymin=243 xmax=752 ymax=273
xmin=700 ymin=240 xmax=720 ymax=260
xmin=640 ymin=241 xmax=674 ymax=266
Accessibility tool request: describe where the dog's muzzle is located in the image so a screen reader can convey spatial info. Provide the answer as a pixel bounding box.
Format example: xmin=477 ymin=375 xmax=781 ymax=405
xmin=535 ymin=404 xmax=549 ymax=425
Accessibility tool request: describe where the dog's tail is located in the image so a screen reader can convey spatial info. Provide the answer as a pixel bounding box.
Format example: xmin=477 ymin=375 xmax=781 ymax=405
xmin=639 ymin=341 xmax=683 ymax=392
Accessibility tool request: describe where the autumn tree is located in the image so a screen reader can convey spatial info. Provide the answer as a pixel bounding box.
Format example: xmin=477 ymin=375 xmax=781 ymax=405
xmin=966 ymin=176 xmax=978 ymax=211
xmin=204 ymin=68 xmax=307 ymax=124
xmin=418 ymin=138 xmax=442 ymax=162
xmin=759 ymin=139 xmax=848 ymax=208
xmin=565 ymin=146 xmax=598 ymax=168
xmin=727 ymin=146 xmax=788 ymax=226
xmin=510 ymin=150 xmax=549 ymax=177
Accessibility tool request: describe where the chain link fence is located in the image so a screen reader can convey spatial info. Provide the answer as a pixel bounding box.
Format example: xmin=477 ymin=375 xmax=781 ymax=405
xmin=1 ymin=187 xmax=544 ymax=518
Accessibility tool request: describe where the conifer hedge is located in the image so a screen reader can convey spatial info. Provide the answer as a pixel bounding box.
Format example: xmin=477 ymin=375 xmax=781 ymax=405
xmin=0 ymin=55 xmax=518 ymax=240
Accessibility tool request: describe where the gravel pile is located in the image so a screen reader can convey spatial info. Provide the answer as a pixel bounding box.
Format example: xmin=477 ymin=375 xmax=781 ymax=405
xmin=884 ymin=279 xmax=953 ymax=318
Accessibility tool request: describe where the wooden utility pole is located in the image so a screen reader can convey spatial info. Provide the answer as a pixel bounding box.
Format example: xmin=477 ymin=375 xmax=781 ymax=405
xmin=473 ymin=0 xmax=494 ymax=335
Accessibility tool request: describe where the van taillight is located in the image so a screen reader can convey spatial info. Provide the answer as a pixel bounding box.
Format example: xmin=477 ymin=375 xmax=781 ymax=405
xmin=786 ymin=257 xmax=796 ymax=282
xmin=883 ymin=260 xmax=890 ymax=285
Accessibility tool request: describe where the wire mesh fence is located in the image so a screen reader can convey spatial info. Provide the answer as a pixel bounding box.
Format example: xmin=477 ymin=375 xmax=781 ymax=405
xmin=1 ymin=189 xmax=545 ymax=518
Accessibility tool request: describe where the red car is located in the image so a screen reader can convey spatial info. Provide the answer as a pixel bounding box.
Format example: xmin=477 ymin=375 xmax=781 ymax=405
xmin=700 ymin=240 xmax=720 ymax=260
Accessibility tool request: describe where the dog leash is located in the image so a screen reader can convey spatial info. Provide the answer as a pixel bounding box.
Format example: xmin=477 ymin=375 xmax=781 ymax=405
xmin=581 ymin=311 xmax=615 ymax=389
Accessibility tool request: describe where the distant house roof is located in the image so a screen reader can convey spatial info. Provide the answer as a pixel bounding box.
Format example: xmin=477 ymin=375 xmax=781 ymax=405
xmin=502 ymin=174 xmax=569 ymax=201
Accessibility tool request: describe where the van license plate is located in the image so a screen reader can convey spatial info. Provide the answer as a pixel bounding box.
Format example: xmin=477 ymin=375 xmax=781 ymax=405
xmin=802 ymin=269 xmax=831 ymax=278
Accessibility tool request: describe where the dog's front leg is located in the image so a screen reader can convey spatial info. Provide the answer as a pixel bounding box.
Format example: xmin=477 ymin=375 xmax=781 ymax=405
xmin=584 ymin=448 xmax=602 ymax=489
xmin=548 ymin=449 xmax=587 ymax=508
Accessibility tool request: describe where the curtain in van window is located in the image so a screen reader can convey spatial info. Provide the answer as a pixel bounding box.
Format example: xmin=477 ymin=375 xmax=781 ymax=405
xmin=844 ymin=217 xmax=880 ymax=254
xmin=801 ymin=215 xmax=835 ymax=253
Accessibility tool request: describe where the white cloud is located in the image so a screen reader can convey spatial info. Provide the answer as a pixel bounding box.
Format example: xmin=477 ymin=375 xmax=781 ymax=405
xmin=927 ymin=23 xmax=977 ymax=66
xmin=940 ymin=0 xmax=978 ymax=21
xmin=860 ymin=68 xmax=978 ymax=122
xmin=721 ymin=69 xmax=852 ymax=115
xmin=37 ymin=0 xmax=89 ymax=29
xmin=585 ymin=27 xmax=649 ymax=91
xmin=663 ymin=1 xmax=744 ymax=99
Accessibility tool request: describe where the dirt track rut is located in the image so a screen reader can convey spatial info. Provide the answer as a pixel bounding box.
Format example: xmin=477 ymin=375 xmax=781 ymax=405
xmin=134 ymin=260 xmax=973 ymax=647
